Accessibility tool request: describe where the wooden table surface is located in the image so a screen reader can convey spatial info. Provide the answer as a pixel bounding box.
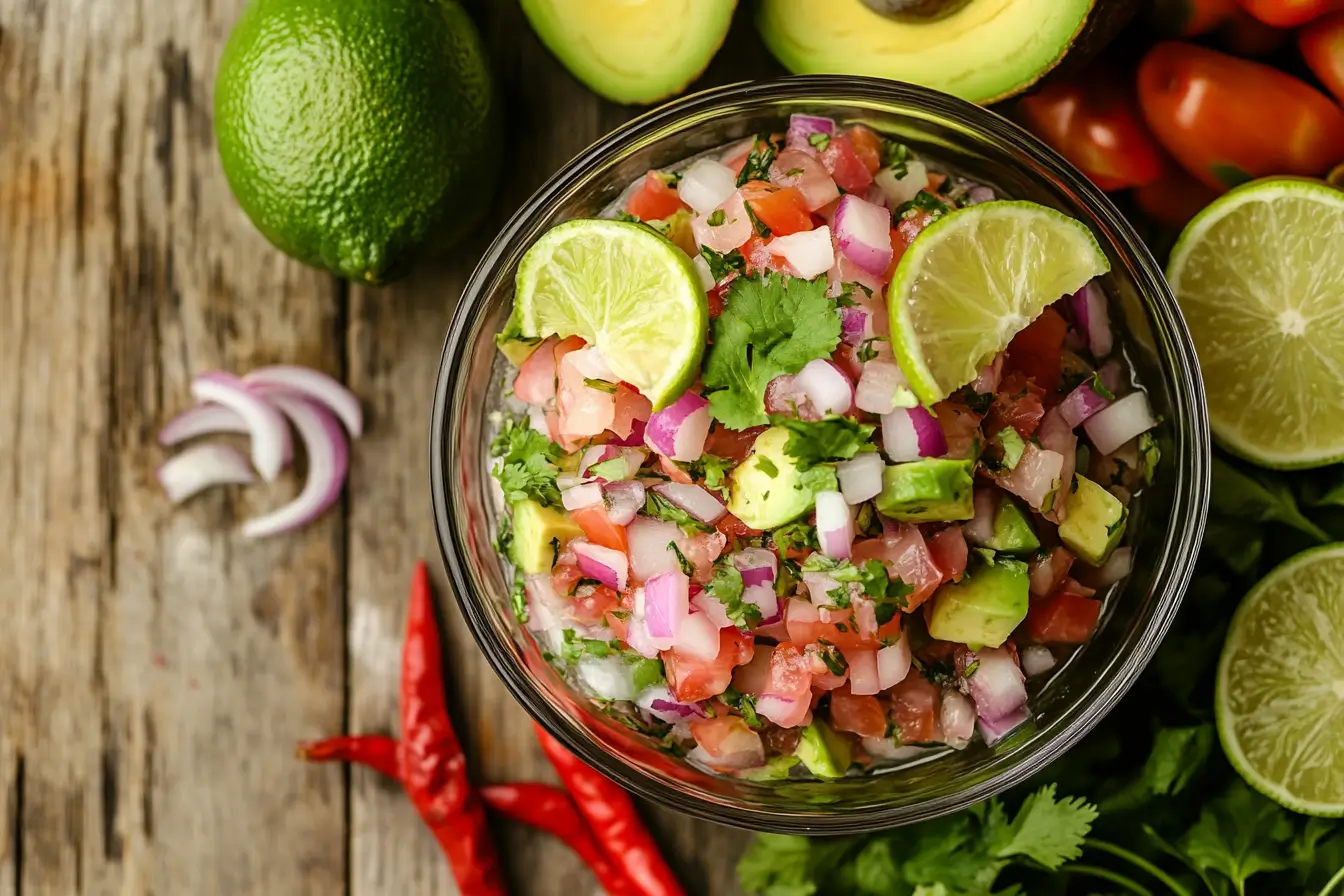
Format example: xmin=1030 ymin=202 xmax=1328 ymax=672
xmin=0 ymin=2 xmax=786 ymax=893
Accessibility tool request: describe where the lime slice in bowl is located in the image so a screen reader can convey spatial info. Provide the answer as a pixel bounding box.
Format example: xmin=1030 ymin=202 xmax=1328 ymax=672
xmin=1167 ymin=178 xmax=1344 ymax=468
xmin=513 ymin=218 xmax=707 ymax=410
xmin=1216 ymin=544 xmax=1344 ymax=816
xmin=887 ymin=201 xmax=1110 ymax=406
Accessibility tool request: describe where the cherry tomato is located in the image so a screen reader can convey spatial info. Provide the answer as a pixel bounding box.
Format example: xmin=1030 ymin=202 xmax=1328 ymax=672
xmin=1132 ymin=168 xmax=1222 ymax=229
xmin=1235 ymin=0 xmax=1344 ymax=26
xmin=1019 ymin=71 xmax=1166 ymax=191
xmin=624 ymin=171 xmax=685 ymax=221
xmin=1137 ymin=42 xmax=1344 ymax=190
xmin=1218 ymin=10 xmax=1288 ymax=55
xmin=1301 ymin=12 xmax=1344 ymax=106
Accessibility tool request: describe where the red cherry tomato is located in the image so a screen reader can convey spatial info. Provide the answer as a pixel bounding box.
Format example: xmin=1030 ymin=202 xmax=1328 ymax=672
xmin=1301 ymin=11 xmax=1344 ymax=106
xmin=1132 ymin=168 xmax=1222 ymax=230
xmin=1235 ymin=0 xmax=1344 ymax=26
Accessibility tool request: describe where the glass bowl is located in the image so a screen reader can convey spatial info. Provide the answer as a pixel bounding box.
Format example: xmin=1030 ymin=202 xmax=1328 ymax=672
xmin=430 ymin=76 xmax=1210 ymax=834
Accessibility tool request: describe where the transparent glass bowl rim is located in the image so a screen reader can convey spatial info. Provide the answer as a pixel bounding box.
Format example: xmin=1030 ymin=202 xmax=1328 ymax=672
xmin=430 ymin=75 xmax=1212 ymax=832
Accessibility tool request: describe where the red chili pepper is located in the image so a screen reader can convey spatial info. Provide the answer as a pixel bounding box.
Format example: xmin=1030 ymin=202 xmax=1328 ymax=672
xmin=296 ymin=734 xmax=399 ymax=779
xmin=480 ymin=784 xmax=643 ymax=896
xmin=533 ymin=723 xmax=685 ymax=896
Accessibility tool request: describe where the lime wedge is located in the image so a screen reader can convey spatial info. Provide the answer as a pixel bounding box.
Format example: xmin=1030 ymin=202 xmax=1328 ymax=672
xmin=1167 ymin=178 xmax=1344 ymax=468
xmin=1216 ymin=544 xmax=1344 ymax=816
xmin=513 ymin=218 xmax=707 ymax=410
xmin=888 ymin=201 xmax=1110 ymax=406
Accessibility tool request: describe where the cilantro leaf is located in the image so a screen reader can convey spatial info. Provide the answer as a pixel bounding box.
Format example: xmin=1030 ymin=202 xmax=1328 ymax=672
xmin=769 ymin=415 xmax=877 ymax=470
xmin=705 ymin=559 xmax=761 ymax=629
xmin=509 ymin=567 xmax=528 ymax=624
xmin=644 ymin=491 xmax=714 ymax=533
xmin=491 ymin=418 xmax=564 ymax=506
xmin=986 ymin=783 xmax=1098 ymax=870
xmin=772 ymin=522 xmax=819 ymax=555
xmin=703 ymin=272 xmax=842 ymax=429
xmin=1171 ymin=780 xmax=1298 ymax=895
xmin=879 ymin=138 xmax=911 ymax=176
xmin=738 ymin=133 xmax=780 ymax=186
xmin=894 ymin=190 xmax=951 ymax=222
xmin=738 ymin=834 xmax=820 ymax=896
xmin=1100 ymin=724 xmax=1216 ymax=813
xmin=700 ymin=245 xmax=746 ymax=281
xmin=1211 ymin=456 xmax=1330 ymax=544
xmin=668 ymin=540 xmax=694 ymax=576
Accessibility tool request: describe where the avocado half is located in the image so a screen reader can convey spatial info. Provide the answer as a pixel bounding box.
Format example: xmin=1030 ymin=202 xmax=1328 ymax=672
xmin=758 ymin=0 xmax=1124 ymax=105
xmin=520 ymin=0 xmax=737 ymax=105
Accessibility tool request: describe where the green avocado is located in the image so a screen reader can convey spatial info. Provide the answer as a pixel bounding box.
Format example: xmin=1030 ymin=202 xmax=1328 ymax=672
xmin=757 ymin=0 xmax=1112 ymax=105
xmin=1057 ymin=474 xmax=1128 ymax=566
xmin=796 ymin=719 xmax=853 ymax=779
xmin=983 ymin=495 xmax=1040 ymax=554
xmin=874 ymin=458 xmax=975 ymax=522
xmin=727 ymin=426 xmax=835 ymax=530
xmin=927 ymin=556 xmax=1029 ymax=648
xmin=511 ymin=500 xmax=583 ymax=574
xmin=520 ymin=0 xmax=737 ymax=105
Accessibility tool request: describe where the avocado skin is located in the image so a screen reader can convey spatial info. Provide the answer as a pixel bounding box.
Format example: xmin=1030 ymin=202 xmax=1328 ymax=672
xmin=875 ymin=458 xmax=975 ymax=522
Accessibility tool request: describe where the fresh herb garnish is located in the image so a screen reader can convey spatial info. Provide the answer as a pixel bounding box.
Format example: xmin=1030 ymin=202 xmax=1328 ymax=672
xmin=856 ymin=336 xmax=886 ymax=363
xmin=879 ymin=138 xmax=911 ymax=177
xmin=996 ymin=426 xmax=1026 ymax=471
xmin=743 ymin=200 xmax=772 ymax=238
xmin=815 ymin=640 xmax=849 ymax=675
xmin=644 ymin=491 xmax=714 ymax=534
xmin=491 ymin=417 xmax=563 ymax=506
xmin=509 ymin=567 xmax=528 ymax=624
xmin=707 ymin=208 xmax=727 ymax=227
xmin=583 ymin=377 xmax=619 ymax=394
xmin=772 ymin=523 xmax=819 ymax=555
xmin=667 ymin=540 xmax=694 ymax=577
xmin=807 ymin=132 xmax=831 ymax=152
xmin=1090 ymin=370 xmax=1116 ymax=401
xmin=737 ymin=133 xmax=779 ymax=186
xmin=720 ymin=685 xmax=762 ymax=728
xmin=894 ymin=190 xmax=951 ymax=222
xmin=769 ymin=415 xmax=876 ymax=470
xmin=705 ymin=559 xmax=760 ymax=630
xmin=699 ymin=244 xmax=747 ymax=281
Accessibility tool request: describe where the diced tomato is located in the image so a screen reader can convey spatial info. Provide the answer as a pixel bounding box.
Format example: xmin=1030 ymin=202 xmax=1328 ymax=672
xmin=829 ymin=685 xmax=888 ymax=739
xmin=984 ymin=372 xmax=1047 ymax=439
xmin=611 ymin=384 xmax=651 ymax=441
xmin=689 ymin=716 xmax=765 ymax=770
xmin=512 ymin=335 xmax=560 ymax=406
xmin=551 ymin=562 xmax=584 ymax=596
xmin=930 ymin=398 xmax=983 ymax=461
xmin=705 ymin=424 xmax=766 ymax=462
xmin=1025 ymin=586 xmax=1102 ymax=644
xmin=663 ymin=627 xmax=754 ymax=703
xmin=707 ymin=281 xmax=727 ymax=319
xmin=926 ymin=526 xmax=968 ymax=583
xmin=784 ymin=597 xmax=900 ymax=649
xmin=1030 ymin=546 xmax=1076 ymax=597
xmin=569 ymin=503 xmax=628 ymax=553
xmin=659 ymin=455 xmax=694 ymax=484
xmin=748 ymin=187 xmax=813 ymax=236
xmin=766 ymin=641 xmax=814 ymax=704
xmin=851 ymin=526 xmax=943 ymax=610
xmin=715 ymin=513 xmax=761 ymax=540
xmin=732 ymin=644 xmax=774 ymax=694
xmin=625 ymin=170 xmax=686 ymax=221
xmin=831 ymin=343 xmax=865 ymax=384
xmin=926 ymin=172 xmax=948 ymax=192
xmin=890 ymin=673 xmax=944 ymax=744
xmin=847 ymin=125 xmax=884 ymax=174
xmin=570 ymin=583 xmax=620 ymax=626
xmin=820 ymin=134 xmax=874 ymax=193
xmin=895 ymin=211 xmax=934 ymax=251
xmin=1006 ymin=306 xmax=1068 ymax=394
xmin=742 ymin=235 xmax=782 ymax=274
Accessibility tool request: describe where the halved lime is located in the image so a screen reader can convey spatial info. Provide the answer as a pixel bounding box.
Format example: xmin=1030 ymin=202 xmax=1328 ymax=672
xmin=1216 ymin=544 xmax=1344 ymax=816
xmin=513 ymin=218 xmax=707 ymax=410
xmin=1167 ymin=179 xmax=1344 ymax=468
xmin=887 ymin=201 xmax=1110 ymax=406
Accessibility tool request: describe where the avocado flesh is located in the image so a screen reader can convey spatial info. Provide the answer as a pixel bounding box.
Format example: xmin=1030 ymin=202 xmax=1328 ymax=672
xmin=927 ymin=558 xmax=1029 ymax=648
xmin=796 ymin=719 xmax=853 ymax=779
xmin=874 ymin=458 xmax=975 ymax=522
xmin=511 ymin=499 xmax=583 ymax=574
xmin=757 ymin=0 xmax=1095 ymax=104
xmin=983 ymin=495 xmax=1040 ymax=554
xmin=727 ymin=426 xmax=833 ymax=530
xmin=1057 ymin=474 xmax=1128 ymax=566
xmin=520 ymin=0 xmax=737 ymax=105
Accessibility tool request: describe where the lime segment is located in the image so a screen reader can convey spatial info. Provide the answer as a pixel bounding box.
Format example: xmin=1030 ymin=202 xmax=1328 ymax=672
xmin=513 ymin=219 xmax=707 ymax=410
xmin=1216 ymin=544 xmax=1344 ymax=816
xmin=1167 ymin=179 xmax=1344 ymax=468
xmin=887 ymin=201 xmax=1110 ymax=406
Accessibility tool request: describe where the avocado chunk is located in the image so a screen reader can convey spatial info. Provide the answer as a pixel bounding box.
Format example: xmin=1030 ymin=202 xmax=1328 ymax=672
xmin=727 ymin=426 xmax=836 ymax=530
xmin=510 ymin=499 xmax=583 ymax=574
xmin=520 ymin=0 xmax=736 ymax=105
xmin=757 ymin=0 xmax=1101 ymax=105
xmin=1057 ymin=474 xmax=1128 ymax=566
xmin=927 ymin=556 xmax=1029 ymax=648
xmin=983 ymin=495 xmax=1040 ymax=554
xmin=874 ymin=458 xmax=975 ymax=522
xmin=795 ymin=719 xmax=852 ymax=779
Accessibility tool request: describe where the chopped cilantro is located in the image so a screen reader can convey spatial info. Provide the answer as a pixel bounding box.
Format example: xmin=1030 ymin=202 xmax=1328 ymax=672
xmin=742 ymin=200 xmax=771 ymax=238
xmin=856 ymin=336 xmax=886 ymax=363
xmin=879 ymin=138 xmax=911 ymax=176
xmin=707 ymin=209 xmax=726 ymax=227
xmin=772 ymin=523 xmax=818 ymax=555
xmin=963 ymin=659 xmax=981 ymax=678
xmin=807 ymin=132 xmax=831 ymax=151
xmin=737 ymin=133 xmax=779 ymax=186
xmin=1139 ymin=432 xmax=1161 ymax=485
xmin=720 ymin=685 xmax=763 ymax=728
xmin=1090 ymin=370 xmax=1115 ymax=400
xmin=705 ymin=560 xmax=761 ymax=629
xmin=688 ymin=452 xmax=733 ymax=498
xmin=894 ymin=190 xmax=951 ymax=222
xmin=815 ymin=640 xmax=849 ymax=675
xmin=644 ymin=491 xmax=714 ymax=533
xmin=769 ymin=415 xmax=876 ymax=470
xmin=494 ymin=511 xmax=514 ymax=557
xmin=509 ymin=567 xmax=528 ymax=624
xmin=784 ymin=167 xmax=804 ymax=177
xmin=583 ymin=377 xmax=618 ymax=394
xmin=629 ymin=656 xmax=665 ymax=691
xmin=667 ymin=541 xmax=695 ymax=577
xmin=615 ymin=209 xmax=640 ymax=223
xmin=698 ymin=244 xmax=746 ymax=281
xmin=491 ymin=418 xmax=563 ymax=506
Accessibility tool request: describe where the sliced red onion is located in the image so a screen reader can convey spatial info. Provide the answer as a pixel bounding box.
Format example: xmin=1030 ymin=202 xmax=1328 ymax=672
xmin=979 ymin=705 xmax=1032 ymax=747
xmin=562 ymin=482 xmax=604 ymax=512
xmin=1020 ymin=645 xmax=1058 ymax=678
xmin=882 ymin=405 xmax=946 ymax=461
xmin=1086 ymin=392 xmax=1158 ymax=457
xmin=795 ymin=358 xmax=853 ymax=416
xmin=941 ymin=689 xmax=976 ymax=749
xmin=964 ymin=185 xmax=996 ymax=206
xmin=767 ymin=225 xmax=835 ymax=280
xmin=240 ymin=392 xmax=349 ymax=538
xmin=573 ymin=542 xmax=629 ymax=591
xmin=815 ymin=490 xmax=855 ymax=559
xmin=641 ymin=570 xmax=690 ymax=648
xmin=578 ymin=656 xmax=637 ymax=702
xmin=191 ymin=372 xmax=290 ymax=482
xmin=654 ymin=481 xmax=726 ymax=524
xmin=674 ymin=609 xmax=721 ymax=660
xmin=645 ymin=391 xmax=711 ymax=462
xmin=769 ymin=148 xmax=840 ymax=211
xmin=1089 ymin=545 xmax=1132 ymax=588
xmin=970 ymin=353 xmax=1004 ymax=395
xmin=692 ymin=191 xmax=752 ymax=254
xmin=877 ymin=634 xmax=911 ymax=690
xmin=1070 ymin=280 xmax=1113 ymax=358
xmin=965 ymin=488 xmax=997 ymax=545
xmin=677 ymin=158 xmax=738 ymax=214
xmin=732 ymin=548 xmax=778 ymax=587
xmin=856 ymin=360 xmax=916 ymax=415
xmin=873 ymin=159 xmax=928 ymax=206
xmin=961 ymin=647 xmax=1027 ymax=723
xmin=836 ymin=452 xmax=884 ymax=504
xmin=242 ymin=365 xmax=363 ymax=437
xmin=833 ymin=194 xmax=893 ymax=276
xmin=845 ymin=648 xmax=880 ymax=696
xmin=756 ymin=694 xmax=807 ymax=729
xmin=692 ymin=588 xmax=733 ymax=628
xmin=785 ymin=113 xmax=835 ymax=149
xmin=157 ymin=443 xmax=256 ymax=504
xmin=602 ymin=479 xmax=646 ymax=526
xmin=638 ymin=685 xmax=707 ymax=722
xmin=744 ymin=583 xmax=781 ymax=626
xmin=158 ymin=403 xmax=278 ymax=454
xmin=1058 ymin=379 xmax=1111 ymax=429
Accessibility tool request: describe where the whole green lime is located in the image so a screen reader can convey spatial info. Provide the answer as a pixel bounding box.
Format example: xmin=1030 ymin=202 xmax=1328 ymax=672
xmin=214 ymin=0 xmax=499 ymax=284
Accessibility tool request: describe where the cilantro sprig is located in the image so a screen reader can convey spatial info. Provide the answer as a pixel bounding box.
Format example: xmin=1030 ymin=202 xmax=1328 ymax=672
xmin=491 ymin=417 xmax=563 ymax=506
xmin=769 ymin=415 xmax=876 ymax=470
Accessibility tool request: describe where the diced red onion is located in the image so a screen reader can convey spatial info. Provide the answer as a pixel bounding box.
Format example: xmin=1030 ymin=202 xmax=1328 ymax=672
xmin=815 ymin=490 xmax=855 ymax=559
xmin=827 ymin=254 xmax=885 ymax=297
xmin=627 ymin=517 xmax=684 ymax=581
xmin=692 ymin=191 xmax=752 ymax=254
xmin=157 ymin=443 xmax=256 ymax=504
xmin=769 ymin=148 xmax=840 ymax=211
xmin=1085 ymin=392 xmax=1158 ymax=457
xmin=836 ymin=452 xmax=884 ymax=504
xmin=756 ymin=694 xmax=807 ymax=729
xmin=562 ymin=482 xmax=604 ymax=512
xmin=674 ymin=609 xmax=722 ymax=660
xmin=645 ymin=390 xmax=711 ymax=462
xmin=767 ymin=225 xmax=835 ymax=280
xmin=940 ymin=689 xmax=976 ymax=749
xmin=996 ymin=444 xmax=1064 ymax=511
xmin=961 ymin=647 xmax=1027 ymax=723
xmin=609 ymin=418 xmax=648 ymax=448
xmin=876 ymin=635 xmax=912 ymax=691
xmin=970 ymin=354 xmax=1004 ymax=395
xmin=856 ymin=360 xmax=915 ymax=415
xmin=882 ymin=405 xmax=946 ymax=461
xmin=978 ymin=705 xmax=1032 ymax=746
xmin=839 ymin=305 xmax=872 ymax=347
xmin=640 ymin=571 xmax=690 ymax=649
xmin=845 ymin=648 xmax=880 ymax=696
xmin=965 ymin=488 xmax=996 ymax=545
xmin=1020 ymin=645 xmax=1057 ymax=678
xmin=573 ymin=542 xmax=629 ymax=591
xmin=678 ymin=158 xmax=738 ymax=215
xmin=242 ymin=365 xmax=363 ymax=437
xmin=638 ymin=686 xmax=708 ymax=722
xmin=862 ymin=183 xmax=889 ymax=209
xmin=524 ymin=574 xmax=566 ymax=634
xmin=853 ymin=596 xmax=877 ymax=640
xmin=744 ymin=583 xmax=781 ymax=626
xmin=803 ymin=571 xmax=843 ymax=610
xmin=733 ymin=548 xmax=778 ymax=587
xmin=833 ymin=194 xmax=893 ymax=276
xmin=578 ymin=656 xmax=637 ymax=702
xmin=624 ymin=612 xmax=661 ymax=659
xmin=764 ymin=374 xmax=820 ymax=421
xmin=653 ymin=482 xmax=726 ymax=523
xmin=692 ymin=589 xmax=733 ymax=628
xmin=602 ymin=479 xmax=646 ymax=526
xmin=965 ymin=185 xmax=996 ymax=205
xmin=1090 ymin=545 xmax=1132 ymax=587
xmin=785 ymin=113 xmax=835 ymax=149
xmin=1070 ymin=280 xmax=1113 ymax=358
xmin=240 ymin=391 xmax=349 ymax=538
xmin=1058 ymin=379 xmax=1111 ymax=428
xmin=795 ymin=358 xmax=854 ymax=416
xmin=191 ymin=372 xmax=290 ymax=482
xmin=873 ymin=159 xmax=928 ymax=207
